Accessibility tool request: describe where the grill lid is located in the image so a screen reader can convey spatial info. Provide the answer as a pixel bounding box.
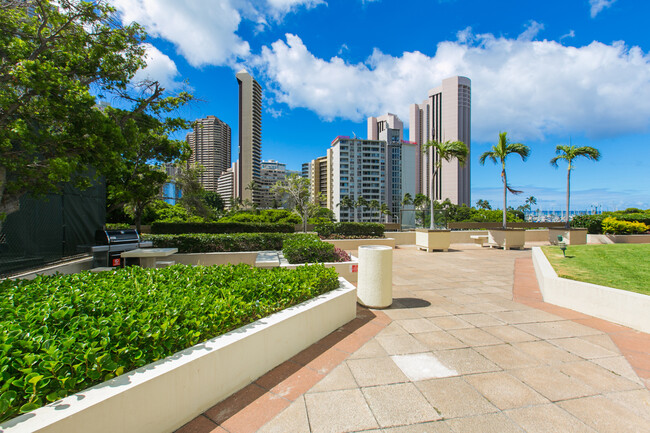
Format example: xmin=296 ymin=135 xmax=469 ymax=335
xmin=95 ymin=229 xmax=141 ymax=245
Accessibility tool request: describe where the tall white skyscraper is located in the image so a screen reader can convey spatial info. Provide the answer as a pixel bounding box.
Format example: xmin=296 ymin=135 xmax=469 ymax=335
xmin=236 ymin=70 xmax=262 ymax=205
xmin=186 ymin=115 xmax=231 ymax=192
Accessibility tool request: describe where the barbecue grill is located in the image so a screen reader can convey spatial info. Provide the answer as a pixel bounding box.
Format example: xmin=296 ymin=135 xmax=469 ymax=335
xmin=91 ymin=229 xmax=153 ymax=267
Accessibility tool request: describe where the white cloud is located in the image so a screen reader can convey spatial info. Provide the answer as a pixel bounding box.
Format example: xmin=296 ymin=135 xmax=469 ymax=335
xmin=132 ymin=43 xmax=182 ymax=90
xmin=255 ymin=28 xmax=650 ymax=142
xmin=590 ymin=0 xmax=617 ymax=17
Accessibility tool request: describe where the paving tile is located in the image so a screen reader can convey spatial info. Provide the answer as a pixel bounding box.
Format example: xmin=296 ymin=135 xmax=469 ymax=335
xmin=489 ymin=309 xmax=561 ymax=324
xmin=218 ymin=391 xmax=290 ymax=433
xmin=346 ymin=356 xmax=409 ymax=387
xmin=511 ymin=366 xmax=597 ymax=401
xmin=558 ymin=395 xmax=650 ymax=433
xmin=382 ymin=422 xmax=453 ymax=433
xmin=412 ymin=330 xmax=468 ymax=350
xmin=174 ymin=415 xmax=222 ymax=433
xmin=573 ymin=317 xmax=633 ymax=333
xmin=363 ymin=382 xmax=441 ymax=427
xmin=447 ymin=327 xmax=503 ymax=347
xmin=513 ymin=340 xmax=582 ymax=364
xmin=465 ymin=302 xmax=512 ymax=313
xmin=579 ymin=333 xmax=622 ymax=353
xmin=444 ymin=412 xmax=523 ymax=433
xmin=464 ymin=371 xmax=549 ymax=410
xmin=559 ymin=361 xmax=643 ymax=393
xmin=292 ymin=345 xmax=349 ymax=375
xmin=309 ymin=363 xmax=358 ymax=393
xmin=506 ymin=403 xmax=596 ymax=433
xmin=348 ymin=338 xmax=389 ymax=360
xmin=516 ymin=320 xmax=601 ymax=340
xmin=392 ymin=353 xmax=458 ymax=381
xmin=377 ymin=321 xmax=410 ymax=337
xmin=593 ymin=355 xmax=644 ymax=384
xmin=416 ymin=376 xmax=498 ymax=418
xmin=604 ymin=389 xmax=650 ymax=422
xmin=304 ymin=389 xmax=379 ymax=433
xmin=482 ymin=325 xmax=538 ymax=343
xmin=257 ymin=396 xmax=310 ymax=433
xmin=375 ymin=334 xmax=430 ymax=355
xmin=427 ymin=316 xmax=474 ymax=330
xmin=474 ymin=344 xmax=540 ymax=370
xmin=204 ymin=383 xmax=266 ymax=425
xmin=383 ymin=308 xmax=423 ymax=320
xmin=456 ymin=313 xmax=504 ymax=327
xmin=441 ymin=303 xmax=477 ymax=315
xmin=414 ymin=305 xmax=453 ymax=318
xmin=433 ymin=348 xmax=501 ymax=375
xmin=396 ymin=318 xmax=442 ymax=333
xmin=549 ymin=337 xmax=619 ymax=359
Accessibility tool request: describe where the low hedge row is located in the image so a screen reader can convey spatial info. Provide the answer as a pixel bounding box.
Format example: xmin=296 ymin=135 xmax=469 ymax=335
xmin=602 ymin=217 xmax=649 ymax=234
xmin=315 ymin=222 xmax=385 ymax=239
xmin=0 ymin=264 xmax=339 ymax=423
xmin=281 ymin=234 xmax=353 ymax=264
xmin=143 ymin=233 xmax=287 ymax=253
xmin=572 ymin=213 xmax=650 ymax=234
xmin=150 ymin=222 xmax=295 ymax=234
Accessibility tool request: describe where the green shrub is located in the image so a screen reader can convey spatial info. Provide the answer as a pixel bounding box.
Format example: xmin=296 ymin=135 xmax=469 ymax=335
xmin=150 ymin=222 xmax=295 ymax=234
xmin=282 ymin=234 xmax=338 ymax=264
xmin=601 ymin=217 xmax=649 ymax=234
xmin=571 ymin=214 xmax=604 ymax=234
xmin=143 ymin=233 xmax=288 ymax=253
xmin=315 ymin=222 xmax=384 ymax=239
xmin=105 ymin=222 xmax=130 ymax=230
xmin=218 ymin=209 xmax=301 ymax=224
xmin=0 ymin=264 xmax=339 ymax=423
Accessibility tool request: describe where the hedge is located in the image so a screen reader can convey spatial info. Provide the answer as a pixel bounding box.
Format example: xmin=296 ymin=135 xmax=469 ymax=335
xmin=602 ymin=217 xmax=649 ymax=234
xmin=0 ymin=264 xmax=339 ymax=423
xmin=150 ymin=222 xmax=295 ymax=234
xmin=571 ymin=212 xmax=650 ymax=234
xmin=315 ymin=222 xmax=385 ymax=239
xmin=282 ymin=234 xmax=337 ymax=264
xmin=142 ymin=233 xmax=288 ymax=253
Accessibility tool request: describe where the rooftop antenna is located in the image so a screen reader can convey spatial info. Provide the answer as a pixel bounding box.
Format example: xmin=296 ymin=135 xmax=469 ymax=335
xmin=352 ymin=131 xmax=357 ymax=139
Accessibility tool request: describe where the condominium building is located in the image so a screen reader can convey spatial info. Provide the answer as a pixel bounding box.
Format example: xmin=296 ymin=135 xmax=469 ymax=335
xmin=236 ymin=70 xmax=262 ymax=205
xmin=301 ymin=162 xmax=310 ymax=179
xmin=259 ymin=160 xmax=287 ymax=208
xmin=309 ymin=152 xmax=332 ymax=208
xmin=217 ymin=161 xmax=239 ymax=210
xmin=409 ymin=76 xmax=471 ymax=206
xmin=186 ymin=115 xmax=231 ymax=192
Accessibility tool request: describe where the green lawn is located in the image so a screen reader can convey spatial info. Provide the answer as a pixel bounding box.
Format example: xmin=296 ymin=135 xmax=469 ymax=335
xmin=541 ymin=244 xmax=650 ymax=295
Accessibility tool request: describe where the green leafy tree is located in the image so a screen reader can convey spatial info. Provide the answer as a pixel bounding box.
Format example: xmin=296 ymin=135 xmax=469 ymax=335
xmin=476 ymin=199 xmax=492 ymax=210
xmin=203 ymin=191 xmax=225 ymax=214
xmin=369 ymin=199 xmax=380 ymax=222
xmin=174 ymin=164 xmax=213 ymax=221
xmin=421 ymin=140 xmax=469 ymax=229
xmin=550 ymin=144 xmax=601 ymax=228
xmin=479 ymin=132 xmax=530 ymax=229
xmin=272 ymin=174 xmax=320 ymax=232
xmin=0 ymin=0 xmax=148 ymax=224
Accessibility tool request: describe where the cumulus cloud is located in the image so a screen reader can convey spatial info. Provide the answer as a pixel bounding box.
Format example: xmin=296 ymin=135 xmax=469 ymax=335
xmin=590 ymin=0 xmax=617 ymax=17
xmin=254 ymin=27 xmax=650 ymax=142
xmin=132 ymin=43 xmax=183 ymax=90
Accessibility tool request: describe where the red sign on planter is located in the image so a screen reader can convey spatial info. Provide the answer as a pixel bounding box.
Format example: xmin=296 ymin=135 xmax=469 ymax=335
xmin=351 ymin=264 xmax=358 ymax=273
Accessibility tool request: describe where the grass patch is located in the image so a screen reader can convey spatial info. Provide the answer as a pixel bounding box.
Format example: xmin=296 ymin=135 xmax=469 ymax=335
xmin=540 ymin=244 xmax=650 ymax=295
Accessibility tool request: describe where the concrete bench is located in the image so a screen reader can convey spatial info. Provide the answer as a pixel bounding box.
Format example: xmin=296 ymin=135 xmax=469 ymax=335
xmin=470 ymin=235 xmax=489 ymax=246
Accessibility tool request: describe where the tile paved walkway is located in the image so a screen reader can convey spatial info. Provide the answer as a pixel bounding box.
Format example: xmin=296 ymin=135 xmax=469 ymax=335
xmin=177 ymin=245 xmax=650 ymax=433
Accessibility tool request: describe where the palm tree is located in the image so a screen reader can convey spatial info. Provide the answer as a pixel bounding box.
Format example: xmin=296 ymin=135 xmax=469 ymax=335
xmin=337 ymin=195 xmax=356 ymax=222
xmin=413 ymin=193 xmax=430 ymax=227
xmin=369 ymin=199 xmax=380 ymax=222
xmin=356 ymin=196 xmax=368 ymax=222
xmin=380 ymin=203 xmax=392 ymax=223
xmin=402 ymin=193 xmax=413 ymax=207
xmin=422 ymin=140 xmax=469 ymax=229
xmin=476 ymin=199 xmax=491 ymax=210
xmin=550 ymin=143 xmax=600 ymax=228
xmin=479 ymin=132 xmax=530 ymax=229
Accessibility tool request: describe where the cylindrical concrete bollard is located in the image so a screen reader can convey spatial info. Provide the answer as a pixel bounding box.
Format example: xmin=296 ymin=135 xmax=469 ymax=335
xmin=357 ymin=245 xmax=393 ymax=308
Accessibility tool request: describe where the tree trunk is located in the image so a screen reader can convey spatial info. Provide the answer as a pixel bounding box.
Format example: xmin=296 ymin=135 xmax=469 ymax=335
xmin=0 ymin=167 xmax=21 ymax=228
xmin=429 ymin=165 xmax=436 ymax=229
xmin=502 ymin=165 xmax=507 ymax=230
xmin=566 ymin=164 xmax=571 ymax=229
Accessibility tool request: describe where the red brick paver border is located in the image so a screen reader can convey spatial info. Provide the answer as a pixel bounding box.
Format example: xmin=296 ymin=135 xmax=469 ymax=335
xmin=175 ymin=306 xmax=390 ymax=433
xmin=513 ymin=257 xmax=650 ymax=386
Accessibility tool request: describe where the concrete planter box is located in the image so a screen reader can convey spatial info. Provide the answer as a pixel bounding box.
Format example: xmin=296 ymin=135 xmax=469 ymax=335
xmin=487 ymin=228 xmax=526 ymax=250
xmin=9 ymin=257 xmax=93 ymax=280
xmin=385 ymin=231 xmax=416 ymax=246
xmin=589 ymin=234 xmax=650 ymax=244
xmin=323 ymin=238 xmax=395 ymax=250
xmin=549 ymin=228 xmax=587 ymax=245
xmin=532 ymin=247 xmax=650 ymax=333
xmin=280 ymin=254 xmax=359 ymax=283
xmin=1 ymin=279 xmax=357 ymax=433
xmin=415 ymin=229 xmax=451 ymax=252
xmin=172 ymin=251 xmax=259 ymax=266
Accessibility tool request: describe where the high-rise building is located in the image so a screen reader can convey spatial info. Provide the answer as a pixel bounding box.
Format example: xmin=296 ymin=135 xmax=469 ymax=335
xmin=186 ymin=115 xmax=231 ymax=192
xmin=217 ymin=161 xmax=239 ymax=210
xmin=259 ymin=160 xmax=287 ymax=208
xmin=309 ymin=152 xmax=332 ymax=208
xmin=409 ymin=76 xmax=471 ymax=206
xmin=236 ymin=70 xmax=262 ymax=205
xmin=301 ymin=163 xmax=310 ymax=179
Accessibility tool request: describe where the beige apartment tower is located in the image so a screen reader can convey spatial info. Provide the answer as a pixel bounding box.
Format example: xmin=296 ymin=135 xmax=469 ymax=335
xmin=186 ymin=115 xmax=231 ymax=192
xmin=236 ymin=70 xmax=262 ymax=205
xmin=309 ymin=151 xmax=332 ymax=209
xmin=409 ymin=76 xmax=471 ymax=206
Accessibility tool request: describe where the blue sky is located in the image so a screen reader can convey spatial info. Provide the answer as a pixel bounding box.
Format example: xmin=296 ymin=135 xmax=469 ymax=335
xmin=109 ymin=0 xmax=650 ymax=211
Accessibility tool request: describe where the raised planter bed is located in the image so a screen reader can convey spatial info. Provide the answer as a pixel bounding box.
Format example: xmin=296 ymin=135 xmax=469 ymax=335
xmin=1 ymin=279 xmax=357 ymax=433
xmin=415 ymin=229 xmax=451 ymax=252
xmin=588 ymin=234 xmax=650 ymax=244
xmin=171 ymin=251 xmax=259 ymax=266
xmin=278 ymin=253 xmax=359 ymax=283
xmin=549 ymin=228 xmax=587 ymax=245
xmin=487 ymin=228 xmax=526 ymax=250
xmin=323 ymin=238 xmax=395 ymax=250
xmin=532 ymin=247 xmax=650 ymax=334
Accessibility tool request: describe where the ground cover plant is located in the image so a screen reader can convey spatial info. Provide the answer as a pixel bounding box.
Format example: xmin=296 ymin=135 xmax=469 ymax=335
xmin=316 ymin=222 xmax=385 ymax=239
xmin=282 ymin=234 xmax=351 ymax=264
xmin=0 ymin=264 xmax=339 ymax=422
xmin=541 ymin=244 xmax=650 ymax=295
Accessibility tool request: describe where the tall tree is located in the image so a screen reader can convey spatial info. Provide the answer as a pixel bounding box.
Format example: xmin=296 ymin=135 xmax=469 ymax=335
xmin=175 ymin=164 xmax=213 ymax=222
xmin=337 ymin=195 xmax=355 ymax=222
xmin=413 ymin=193 xmax=430 ymax=227
xmin=356 ymin=196 xmax=369 ymax=222
xmin=479 ymin=132 xmax=530 ymax=229
xmin=272 ymin=174 xmax=320 ymax=232
xmin=369 ymin=199 xmax=380 ymax=222
xmin=476 ymin=199 xmax=492 ymax=210
xmin=421 ymin=140 xmax=469 ymax=229
xmin=0 ymin=0 xmax=147 ymax=223
xmin=550 ymin=143 xmax=600 ymax=228
xmin=380 ymin=203 xmax=392 ymax=223
xmin=401 ymin=193 xmax=413 ymax=207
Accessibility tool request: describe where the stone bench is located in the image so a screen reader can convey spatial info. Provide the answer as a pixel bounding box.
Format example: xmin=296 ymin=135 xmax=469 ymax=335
xmin=470 ymin=235 xmax=489 ymax=246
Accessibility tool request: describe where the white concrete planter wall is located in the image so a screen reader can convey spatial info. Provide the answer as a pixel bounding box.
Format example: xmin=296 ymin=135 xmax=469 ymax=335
xmin=9 ymin=257 xmax=93 ymax=280
xmin=323 ymin=238 xmax=395 ymax=250
xmin=588 ymin=234 xmax=650 ymax=244
xmin=415 ymin=229 xmax=451 ymax=252
xmin=280 ymin=255 xmax=359 ymax=283
xmin=385 ymin=231 xmax=416 ymax=245
xmin=1 ymin=279 xmax=357 ymax=433
xmin=172 ymin=251 xmax=259 ymax=266
xmin=487 ymin=229 xmax=526 ymax=250
xmin=532 ymin=247 xmax=650 ymax=334
xmin=548 ymin=228 xmax=587 ymax=245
